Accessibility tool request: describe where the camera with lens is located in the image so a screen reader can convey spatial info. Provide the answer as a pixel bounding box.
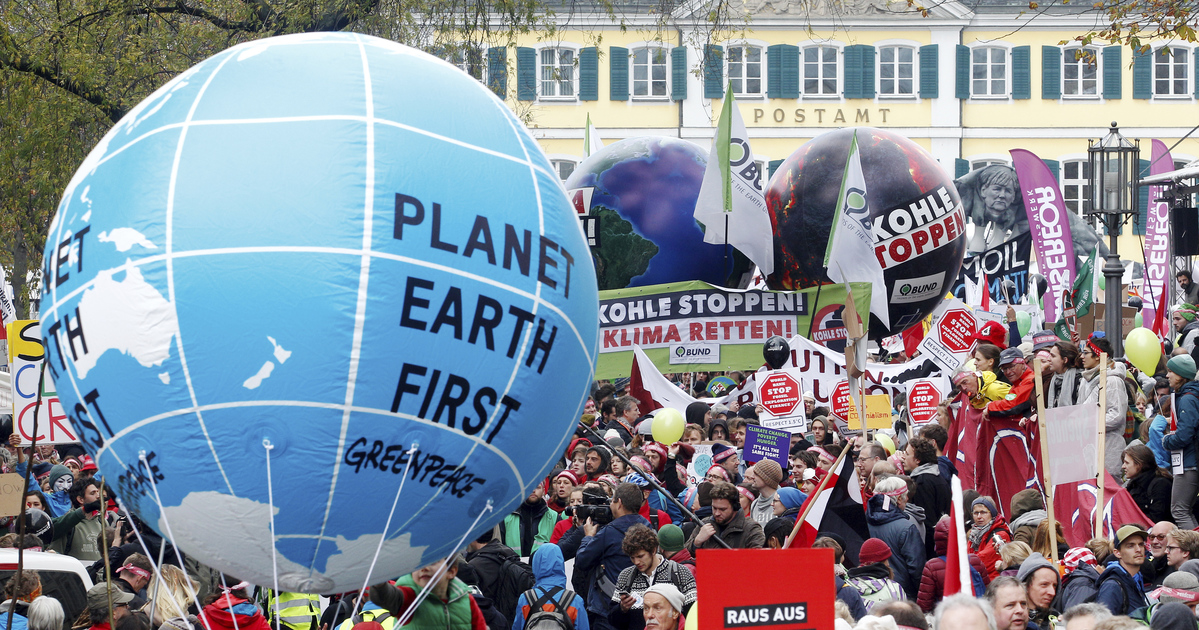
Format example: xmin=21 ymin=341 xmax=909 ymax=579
xmin=563 ymin=488 xmax=613 ymax=526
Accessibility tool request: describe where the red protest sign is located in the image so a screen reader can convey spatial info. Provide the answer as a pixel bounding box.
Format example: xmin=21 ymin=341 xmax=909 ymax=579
xmin=760 ymin=372 xmax=802 ymax=417
xmin=697 ymin=548 xmax=834 ymax=630
xmin=937 ymin=308 xmax=977 ymax=353
xmin=907 ymin=379 xmax=943 ymax=426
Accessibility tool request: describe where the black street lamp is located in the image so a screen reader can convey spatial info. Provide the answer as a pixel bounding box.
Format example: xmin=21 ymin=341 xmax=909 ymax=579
xmin=1087 ymin=121 xmax=1140 ymax=357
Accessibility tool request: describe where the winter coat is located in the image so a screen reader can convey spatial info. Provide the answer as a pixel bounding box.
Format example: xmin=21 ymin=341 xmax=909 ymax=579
xmin=936 ymin=455 xmax=958 ymax=485
xmin=1177 ymin=320 xmax=1199 ymax=354
xmin=845 ymin=562 xmax=906 ymax=614
xmin=503 ymin=501 xmax=561 ymax=558
xmin=575 ymin=513 xmax=650 ymax=616
xmin=465 ymin=539 xmax=519 ymax=610
xmin=1079 ymin=361 xmax=1130 ymax=480
xmin=1048 ymin=369 xmax=1083 ymax=409
xmin=1095 ymin=562 xmax=1149 ymax=616
xmin=866 ymin=494 xmax=926 ymax=600
xmin=987 ymin=366 xmax=1036 ymax=419
xmin=915 ymin=518 xmax=989 ymax=612
xmin=835 ymin=576 xmax=868 ymax=622
xmin=1164 ymin=380 xmax=1199 ymax=469
xmin=1124 ymin=469 xmax=1172 ymax=524
xmin=1008 ymin=490 xmax=1046 ymax=547
xmin=202 ymin=595 xmax=273 ymax=630
xmin=1056 ymin=563 xmax=1101 ymax=612
xmin=968 ymin=516 xmax=1011 ymax=581
xmin=684 ymin=510 xmax=765 ymax=551
xmin=1148 ymin=414 xmax=1171 ymax=469
xmin=964 ymin=371 xmax=1012 ymax=410
xmin=510 ymin=544 xmax=589 ymax=630
xmin=909 ymin=464 xmax=950 ymax=559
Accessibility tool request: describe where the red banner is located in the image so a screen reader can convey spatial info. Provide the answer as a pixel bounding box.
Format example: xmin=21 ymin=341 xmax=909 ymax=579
xmin=697 ymin=549 xmax=835 ymax=630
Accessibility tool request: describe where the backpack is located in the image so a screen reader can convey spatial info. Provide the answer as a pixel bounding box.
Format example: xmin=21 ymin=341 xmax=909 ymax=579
xmin=522 ymin=587 xmax=576 ymax=630
xmin=492 ymin=556 xmax=536 ymax=624
xmin=846 ymin=577 xmax=905 ymax=613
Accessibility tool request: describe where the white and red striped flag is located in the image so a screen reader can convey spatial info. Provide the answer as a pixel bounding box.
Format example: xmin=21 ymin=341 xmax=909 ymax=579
xmin=944 ymin=475 xmax=972 ymax=597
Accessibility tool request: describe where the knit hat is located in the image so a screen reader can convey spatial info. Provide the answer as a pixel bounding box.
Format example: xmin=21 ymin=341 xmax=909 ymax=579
xmin=706 ymin=465 xmax=731 ymax=482
xmin=658 ymin=525 xmax=686 ymax=554
xmin=1031 ymin=331 xmax=1060 ymax=352
xmin=971 ymin=496 xmax=997 ymax=518
xmin=630 ymin=456 xmax=653 ymax=474
xmin=1159 ymin=571 xmax=1199 ymax=605
xmin=775 ymin=487 xmax=806 ymax=511
xmin=31 ymin=462 xmax=52 ymax=481
xmin=1062 ymin=547 xmax=1097 ymax=573
xmin=711 ymin=443 xmax=737 ymax=463
xmin=554 ymin=470 xmax=581 ymax=486
xmin=1179 ymin=304 xmax=1198 ymax=322
xmin=46 ymin=464 xmax=72 ymax=489
xmin=1016 ymin=552 xmax=1058 ymax=584
xmin=752 ymin=460 xmax=783 ymax=488
xmin=644 ymin=584 xmax=684 ymax=613
xmin=78 ymin=455 xmax=98 ymax=472
xmin=971 ymin=320 xmax=1008 ymax=349
xmin=643 ymin=443 xmax=668 ymax=471
xmin=1168 ymin=355 xmax=1198 ymax=381
xmin=858 ymin=538 xmax=892 ymax=565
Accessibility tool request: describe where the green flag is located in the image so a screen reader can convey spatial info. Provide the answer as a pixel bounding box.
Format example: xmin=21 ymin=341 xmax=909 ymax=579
xmin=1073 ymin=246 xmax=1099 ymax=318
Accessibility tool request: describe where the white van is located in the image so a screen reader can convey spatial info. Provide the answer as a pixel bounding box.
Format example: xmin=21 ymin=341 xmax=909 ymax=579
xmin=0 ymin=549 xmax=94 ymax=630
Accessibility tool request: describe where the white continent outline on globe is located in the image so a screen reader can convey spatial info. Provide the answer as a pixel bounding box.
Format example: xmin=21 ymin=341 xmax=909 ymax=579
xmin=159 ymin=491 xmax=429 ymax=593
xmin=98 ymin=228 xmax=158 ymax=252
xmin=72 ymin=263 xmax=178 ymax=379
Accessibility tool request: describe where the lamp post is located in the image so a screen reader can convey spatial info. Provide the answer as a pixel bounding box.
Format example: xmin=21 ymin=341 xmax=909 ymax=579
xmin=1087 ymin=121 xmax=1140 ymax=357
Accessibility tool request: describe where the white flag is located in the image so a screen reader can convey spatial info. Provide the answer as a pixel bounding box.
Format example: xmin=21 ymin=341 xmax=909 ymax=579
xmin=0 ymin=266 xmax=15 ymax=326
xmin=823 ymin=130 xmax=890 ymax=331
xmin=693 ymin=86 xmax=775 ymax=275
xmin=584 ymin=114 xmax=603 ymax=158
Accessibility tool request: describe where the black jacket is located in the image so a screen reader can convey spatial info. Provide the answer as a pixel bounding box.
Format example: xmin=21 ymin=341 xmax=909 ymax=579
xmin=909 ymin=465 xmax=951 ymax=560
xmin=1124 ymin=470 xmax=1172 ymax=524
xmin=465 ymin=539 xmax=518 ymax=605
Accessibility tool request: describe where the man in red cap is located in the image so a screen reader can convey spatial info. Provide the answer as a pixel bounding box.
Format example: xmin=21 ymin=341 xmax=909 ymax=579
xmin=971 ymin=320 xmax=1009 ymax=350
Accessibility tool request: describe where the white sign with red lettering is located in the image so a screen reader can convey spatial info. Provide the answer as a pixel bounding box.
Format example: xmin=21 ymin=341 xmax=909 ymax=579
xmin=757 ymin=370 xmax=807 ymax=433
xmin=906 ymin=377 xmax=949 ymax=426
xmin=916 ymin=298 xmax=981 ymax=374
xmin=6 ymin=321 xmax=78 ymax=445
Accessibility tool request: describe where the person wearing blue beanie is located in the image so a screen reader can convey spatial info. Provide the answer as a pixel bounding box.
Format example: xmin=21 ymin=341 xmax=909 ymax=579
xmin=772 ymin=487 xmax=807 ymax=521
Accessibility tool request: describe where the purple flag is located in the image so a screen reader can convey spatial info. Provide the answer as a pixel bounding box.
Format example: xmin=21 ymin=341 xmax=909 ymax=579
xmin=1143 ymin=140 xmax=1173 ymax=328
xmin=1011 ymin=149 xmax=1076 ymax=323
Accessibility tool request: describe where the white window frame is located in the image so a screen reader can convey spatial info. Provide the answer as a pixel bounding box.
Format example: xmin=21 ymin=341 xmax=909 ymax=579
xmin=801 ymin=44 xmax=842 ymax=97
xmin=969 ymin=44 xmax=1010 ymax=99
xmin=446 ymin=42 xmax=488 ymax=83
xmin=1153 ymin=45 xmax=1192 ymax=99
xmin=630 ymin=44 xmax=671 ymax=101
xmin=536 ymin=44 xmax=579 ymax=101
xmin=968 ymin=157 xmax=1010 ymax=171
xmin=1061 ymin=46 xmax=1100 ymax=100
xmin=1058 ymin=156 xmax=1094 ymax=226
xmin=875 ymin=40 xmax=919 ymax=99
xmin=547 ymin=156 xmax=579 ymax=183
xmin=725 ymin=42 xmax=767 ymax=98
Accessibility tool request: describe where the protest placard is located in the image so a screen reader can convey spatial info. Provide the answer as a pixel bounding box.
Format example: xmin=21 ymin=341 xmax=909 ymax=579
xmin=742 ymin=425 xmax=790 ymax=468
xmin=0 ymin=474 xmax=26 ymax=517
xmin=697 ymin=548 xmax=834 ymax=630
xmin=7 ymin=320 xmax=77 ymax=445
xmin=687 ymin=444 xmax=715 ymax=485
xmin=1045 ymin=403 xmax=1100 ymax=485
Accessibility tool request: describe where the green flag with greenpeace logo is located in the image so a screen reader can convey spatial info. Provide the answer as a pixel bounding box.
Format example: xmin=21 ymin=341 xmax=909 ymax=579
xmin=1073 ymin=246 xmax=1099 ymax=318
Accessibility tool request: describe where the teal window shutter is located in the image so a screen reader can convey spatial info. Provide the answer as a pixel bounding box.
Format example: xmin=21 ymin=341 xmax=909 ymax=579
xmin=956 ymin=45 xmax=971 ymax=99
xmin=610 ymin=46 xmax=628 ymax=101
xmin=768 ymin=159 xmax=784 ymax=178
xmin=1136 ymin=158 xmax=1150 ymax=234
xmin=1133 ymin=49 xmax=1151 ymax=99
xmin=487 ymin=47 xmax=507 ymax=98
xmin=844 ymin=45 xmax=863 ymax=99
xmin=704 ymin=45 xmax=724 ymax=98
xmin=767 ymin=44 xmax=784 ymax=98
xmin=1103 ymin=46 xmax=1122 ymax=99
xmin=1043 ymin=159 xmax=1060 ymax=182
xmin=780 ymin=45 xmax=799 ymax=99
xmin=516 ymin=47 xmax=536 ymax=101
xmin=1195 ymin=53 xmax=1199 ymax=98
xmin=671 ymin=47 xmax=687 ymax=101
xmin=1012 ymin=46 xmax=1031 ymax=99
xmin=579 ymin=47 xmax=598 ymax=101
xmin=955 ymin=158 xmax=969 ymax=178
xmin=862 ymin=45 xmax=876 ymax=99
xmin=919 ymin=44 xmax=939 ymax=98
xmin=1042 ymin=46 xmax=1061 ymax=99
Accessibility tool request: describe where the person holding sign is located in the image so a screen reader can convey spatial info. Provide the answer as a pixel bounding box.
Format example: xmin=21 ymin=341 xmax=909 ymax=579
xmin=1163 ymin=355 xmax=1199 ymax=529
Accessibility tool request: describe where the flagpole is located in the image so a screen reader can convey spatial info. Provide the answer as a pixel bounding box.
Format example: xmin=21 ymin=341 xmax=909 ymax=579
xmin=808 ymin=283 xmax=824 ymax=338
xmin=783 ymin=443 xmax=853 ymax=548
xmin=1032 ymin=357 xmax=1058 ymax=567
xmin=1096 ymin=353 xmax=1108 ymax=540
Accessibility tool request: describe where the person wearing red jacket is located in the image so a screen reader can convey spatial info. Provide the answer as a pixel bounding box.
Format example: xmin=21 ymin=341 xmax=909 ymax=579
xmin=917 ymin=516 xmax=991 ymax=612
xmin=201 ymin=581 xmax=272 ymax=630
xmin=985 ymin=348 xmax=1036 ymax=421
xmin=967 ymin=497 xmax=1011 ymax=581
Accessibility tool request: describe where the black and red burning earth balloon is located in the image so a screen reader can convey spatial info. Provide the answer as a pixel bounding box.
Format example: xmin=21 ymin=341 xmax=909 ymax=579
xmin=765 ymin=127 xmax=967 ymax=338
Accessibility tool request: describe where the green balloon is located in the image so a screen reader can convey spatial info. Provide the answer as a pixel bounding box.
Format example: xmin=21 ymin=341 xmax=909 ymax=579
xmin=1135 ymin=312 xmax=1143 ymax=328
xmin=1016 ymin=311 xmax=1032 ymax=338
xmin=1099 ymin=274 xmax=1105 ymax=291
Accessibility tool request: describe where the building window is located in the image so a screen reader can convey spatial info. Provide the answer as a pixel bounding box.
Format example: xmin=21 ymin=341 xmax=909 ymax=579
xmin=540 ymin=47 xmax=575 ymax=98
xmin=448 ymin=44 xmax=486 ymax=82
xmin=1063 ymin=47 xmax=1098 ymax=97
xmin=971 ymin=47 xmax=1007 ymax=97
xmin=632 ymin=47 xmax=669 ymax=99
xmin=551 ymin=159 xmax=577 ymax=181
xmin=803 ymin=46 xmax=838 ymax=95
xmin=1061 ymin=159 xmax=1097 ymax=227
xmin=970 ymin=159 xmax=1009 ymax=170
xmin=878 ymin=46 xmax=914 ymax=96
xmin=728 ymin=45 xmax=764 ymax=96
xmin=1155 ymin=47 xmax=1190 ymax=96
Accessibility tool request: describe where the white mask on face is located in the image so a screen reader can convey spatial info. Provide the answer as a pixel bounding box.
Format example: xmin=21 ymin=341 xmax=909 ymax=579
xmin=54 ymin=475 xmax=73 ymax=492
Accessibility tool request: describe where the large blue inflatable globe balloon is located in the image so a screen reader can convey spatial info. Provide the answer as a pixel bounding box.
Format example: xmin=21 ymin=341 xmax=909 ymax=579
xmin=40 ymin=33 xmax=598 ymax=593
xmin=564 ymin=137 xmax=751 ymax=290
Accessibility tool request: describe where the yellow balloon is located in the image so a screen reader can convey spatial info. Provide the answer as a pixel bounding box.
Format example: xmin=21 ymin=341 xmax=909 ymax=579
xmin=684 ymin=602 xmax=698 ymax=630
xmin=1126 ymin=326 xmax=1162 ymax=375
xmin=652 ymin=407 xmax=686 ymax=444
xmin=876 ymin=433 xmax=896 ymax=455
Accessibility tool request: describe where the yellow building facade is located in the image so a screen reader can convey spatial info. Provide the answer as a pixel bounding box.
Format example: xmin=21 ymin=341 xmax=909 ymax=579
xmin=458 ymin=0 xmax=1199 ymax=257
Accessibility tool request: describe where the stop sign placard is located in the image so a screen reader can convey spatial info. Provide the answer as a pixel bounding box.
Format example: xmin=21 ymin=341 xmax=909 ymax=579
xmin=830 ymin=380 xmax=854 ymax=422
xmin=907 ymin=379 xmax=942 ymax=425
xmin=760 ymin=372 xmax=802 ymax=417
xmin=937 ymin=309 xmax=977 ymax=354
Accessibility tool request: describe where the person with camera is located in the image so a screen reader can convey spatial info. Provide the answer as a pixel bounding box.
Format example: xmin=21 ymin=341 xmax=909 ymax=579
xmin=683 ymin=481 xmax=765 ymax=552
xmin=574 ymin=483 xmax=651 ymax=630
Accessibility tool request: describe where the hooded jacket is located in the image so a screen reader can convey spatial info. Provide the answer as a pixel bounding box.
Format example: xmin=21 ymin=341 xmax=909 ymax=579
xmin=685 ymin=402 xmax=709 ymax=428
xmin=1056 ymin=562 xmax=1101 ymax=611
xmin=510 ymin=544 xmax=589 ymax=630
xmin=916 ymin=517 xmax=990 ymax=612
xmin=1095 ymin=561 xmax=1149 ymax=615
xmin=1177 ymin=319 xmax=1199 ymax=354
xmin=909 ymin=463 xmax=950 ymax=558
xmin=1008 ymin=490 xmax=1046 ymax=546
xmin=1124 ymin=469 xmax=1172 ymax=524
xmin=581 ymin=447 xmax=612 ymax=483
xmin=968 ymin=515 xmax=1010 ymax=581
xmin=684 ymin=510 xmax=765 ymax=552
xmin=1079 ymin=360 xmax=1129 ymax=480
xmin=707 ymin=418 xmax=730 ymax=441
xmin=964 ymin=371 xmax=1012 ymax=410
xmin=203 ymin=595 xmax=273 ymax=630
xmin=866 ymin=493 xmax=925 ymax=600
xmin=1164 ymin=380 xmax=1199 ymax=469
xmin=465 ymin=539 xmax=519 ymax=610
